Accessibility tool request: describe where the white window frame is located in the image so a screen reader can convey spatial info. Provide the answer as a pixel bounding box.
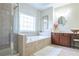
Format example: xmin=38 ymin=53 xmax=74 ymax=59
xmin=19 ymin=13 xmax=36 ymax=32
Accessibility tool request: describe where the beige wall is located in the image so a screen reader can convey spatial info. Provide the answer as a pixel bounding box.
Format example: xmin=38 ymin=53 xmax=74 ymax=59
xmin=19 ymin=4 xmax=53 ymax=35
xmin=53 ymin=3 xmax=79 ymax=30
xmin=19 ymin=3 xmax=41 ymax=35
xmin=40 ymin=7 xmax=53 ymax=31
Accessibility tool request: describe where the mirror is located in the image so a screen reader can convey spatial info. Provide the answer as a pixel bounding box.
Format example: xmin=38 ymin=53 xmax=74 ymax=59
xmin=58 ymin=16 xmax=67 ymax=26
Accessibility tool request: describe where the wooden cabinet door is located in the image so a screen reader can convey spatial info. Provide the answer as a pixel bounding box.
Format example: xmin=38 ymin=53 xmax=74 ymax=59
xmin=51 ymin=33 xmax=71 ymax=47
xmin=51 ymin=33 xmax=53 ymax=44
xmin=60 ymin=33 xmax=70 ymax=47
xmin=59 ymin=33 xmax=64 ymax=45
xmin=53 ymin=33 xmax=60 ymax=45
xmin=64 ymin=34 xmax=71 ymax=47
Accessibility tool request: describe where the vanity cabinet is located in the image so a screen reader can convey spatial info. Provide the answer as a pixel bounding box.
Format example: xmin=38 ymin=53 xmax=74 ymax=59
xmin=51 ymin=32 xmax=71 ymax=47
xmin=51 ymin=33 xmax=60 ymax=45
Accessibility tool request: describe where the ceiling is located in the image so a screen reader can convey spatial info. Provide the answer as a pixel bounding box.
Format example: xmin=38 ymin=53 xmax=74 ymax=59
xmin=28 ymin=3 xmax=52 ymax=10
xmin=28 ymin=3 xmax=70 ymax=10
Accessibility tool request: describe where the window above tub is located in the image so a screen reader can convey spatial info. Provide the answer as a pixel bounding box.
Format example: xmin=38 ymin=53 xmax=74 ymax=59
xmin=19 ymin=13 xmax=36 ymax=32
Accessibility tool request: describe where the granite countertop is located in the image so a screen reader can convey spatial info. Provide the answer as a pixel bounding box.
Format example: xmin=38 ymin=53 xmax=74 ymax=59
xmin=51 ymin=31 xmax=79 ymax=35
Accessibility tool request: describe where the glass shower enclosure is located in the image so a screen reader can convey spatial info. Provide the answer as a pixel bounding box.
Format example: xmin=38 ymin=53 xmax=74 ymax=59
xmin=0 ymin=3 xmax=19 ymax=56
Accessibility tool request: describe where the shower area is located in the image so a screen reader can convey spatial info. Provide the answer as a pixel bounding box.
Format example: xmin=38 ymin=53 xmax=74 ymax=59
xmin=0 ymin=3 xmax=19 ymax=56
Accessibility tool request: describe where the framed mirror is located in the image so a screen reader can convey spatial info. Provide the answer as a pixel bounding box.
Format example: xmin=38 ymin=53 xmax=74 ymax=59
xmin=58 ymin=16 xmax=67 ymax=25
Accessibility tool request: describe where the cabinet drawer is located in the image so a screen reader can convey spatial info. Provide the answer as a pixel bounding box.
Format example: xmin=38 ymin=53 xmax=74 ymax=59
xmin=60 ymin=33 xmax=70 ymax=37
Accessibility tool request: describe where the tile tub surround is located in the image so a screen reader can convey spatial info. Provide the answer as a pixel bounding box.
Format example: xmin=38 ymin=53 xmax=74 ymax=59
xmin=17 ymin=34 xmax=26 ymax=56
xmin=17 ymin=34 xmax=51 ymax=56
xmin=25 ymin=38 xmax=51 ymax=56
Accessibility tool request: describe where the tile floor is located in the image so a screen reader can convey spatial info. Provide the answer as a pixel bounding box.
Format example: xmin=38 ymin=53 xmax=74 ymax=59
xmin=33 ymin=45 xmax=79 ymax=56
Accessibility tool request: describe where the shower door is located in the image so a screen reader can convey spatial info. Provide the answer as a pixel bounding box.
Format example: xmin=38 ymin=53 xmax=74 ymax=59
xmin=0 ymin=3 xmax=12 ymax=56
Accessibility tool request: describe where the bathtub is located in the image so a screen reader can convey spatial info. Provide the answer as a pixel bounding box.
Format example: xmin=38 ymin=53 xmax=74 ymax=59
xmin=27 ymin=35 xmax=51 ymax=43
xmin=17 ymin=33 xmax=51 ymax=56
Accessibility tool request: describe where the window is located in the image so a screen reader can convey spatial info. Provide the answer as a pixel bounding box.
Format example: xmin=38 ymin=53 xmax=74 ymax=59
xmin=43 ymin=19 xmax=48 ymax=30
xmin=42 ymin=16 xmax=48 ymax=31
xmin=19 ymin=13 xmax=36 ymax=32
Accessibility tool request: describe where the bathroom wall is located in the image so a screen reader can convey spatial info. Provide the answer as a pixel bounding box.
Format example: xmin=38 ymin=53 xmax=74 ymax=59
xmin=19 ymin=3 xmax=41 ymax=35
xmin=19 ymin=4 xmax=53 ymax=35
xmin=40 ymin=7 xmax=53 ymax=31
xmin=54 ymin=3 xmax=79 ymax=30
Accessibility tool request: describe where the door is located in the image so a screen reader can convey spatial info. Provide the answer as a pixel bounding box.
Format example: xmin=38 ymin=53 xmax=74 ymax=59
xmin=53 ymin=33 xmax=60 ymax=45
xmin=60 ymin=33 xmax=70 ymax=47
xmin=63 ymin=34 xmax=71 ymax=47
xmin=59 ymin=33 xmax=65 ymax=46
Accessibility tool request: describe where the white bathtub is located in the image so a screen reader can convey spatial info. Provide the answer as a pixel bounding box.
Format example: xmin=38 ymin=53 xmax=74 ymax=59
xmin=26 ymin=35 xmax=51 ymax=43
